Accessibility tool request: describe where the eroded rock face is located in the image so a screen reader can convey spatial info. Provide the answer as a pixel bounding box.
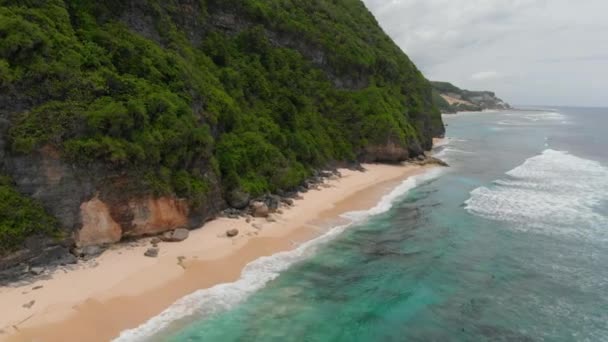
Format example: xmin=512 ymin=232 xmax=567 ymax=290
xmin=362 ymin=142 xmax=410 ymax=163
xmin=3 ymin=145 xmax=97 ymax=233
xmin=128 ymin=197 xmax=190 ymax=236
xmin=77 ymin=196 xmax=122 ymax=247
xmin=75 ymin=196 xmax=191 ymax=246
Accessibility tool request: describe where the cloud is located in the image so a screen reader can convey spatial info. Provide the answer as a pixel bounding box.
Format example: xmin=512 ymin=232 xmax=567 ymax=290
xmin=362 ymin=0 xmax=608 ymax=106
xmin=471 ymin=71 xmax=501 ymax=81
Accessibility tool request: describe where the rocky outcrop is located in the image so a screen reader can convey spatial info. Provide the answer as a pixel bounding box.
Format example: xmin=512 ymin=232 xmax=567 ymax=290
xmin=77 ymin=196 xmax=122 ymax=247
xmin=227 ymin=189 xmax=250 ymax=210
xmin=360 ymin=137 xmax=426 ymax=163
xmin=362 ymin=142 xmax=410 ymax=163
xmin=251 ymin=202 xmax=270 ymax=218
xmin=75 ymin=196 xmax=191 ymax=247
xmin=126 ymin=198 xmax=190 ymax=237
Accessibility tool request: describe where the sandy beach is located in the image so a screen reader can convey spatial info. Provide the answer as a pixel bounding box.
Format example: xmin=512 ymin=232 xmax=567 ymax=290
xmin=0 ymin=162 xmax=437 ymax=342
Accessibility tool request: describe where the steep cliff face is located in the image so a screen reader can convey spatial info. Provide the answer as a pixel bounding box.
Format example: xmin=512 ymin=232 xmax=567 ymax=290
xmin=0 ymin=0 xmax=444 ymax=267
xmin=432 ymin=81 xmax=510 ymax=113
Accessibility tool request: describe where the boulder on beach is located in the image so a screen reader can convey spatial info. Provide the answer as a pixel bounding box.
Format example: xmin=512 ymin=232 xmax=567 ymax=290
xmin=264 ymin=195 xmax=281 ymax=212
xmin=22 ymin=300 xmax=36 ymax=309
xmin=29 ymin=267 xmax=44 ymax=275
xmin=161 ymin=228 xmax=190 ymax=242
xmin=226 ymin=229 xmax=239 ymax=237
xmin=144 ymin=247 xmax=159 ymax=257
xmin=281 ymin=198 xmax=294 ymax=206
xmin=73 ymin=245 xmax=106 ymax=260
xmin=251 ymin=201 xmax=269 ymax=217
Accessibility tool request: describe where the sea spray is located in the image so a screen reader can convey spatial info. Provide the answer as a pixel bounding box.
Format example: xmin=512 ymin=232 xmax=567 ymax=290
xmin=114 ymin=168 xmax=443 ymax=342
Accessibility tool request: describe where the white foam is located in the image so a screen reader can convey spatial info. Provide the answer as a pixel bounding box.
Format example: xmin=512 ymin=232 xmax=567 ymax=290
xmin=465 ymin=150 xmax=608 ymax=238
xmin=442 ymin=148 xmax=474 ymax=154
xmin=341 ymin=168 xmax=442 ymax=221
xmin=500 ymin=111 xmax=568 ymax=126
xmin=114 ymin=168 xmax=441 ymax=342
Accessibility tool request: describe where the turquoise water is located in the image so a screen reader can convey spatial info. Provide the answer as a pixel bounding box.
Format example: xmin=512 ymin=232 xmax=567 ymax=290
xmin=121 ymin=108 xmax=608 ymax=341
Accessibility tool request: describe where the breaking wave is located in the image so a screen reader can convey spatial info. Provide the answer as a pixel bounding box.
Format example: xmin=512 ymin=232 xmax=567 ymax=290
xmin=465 ymin=150 xmax=608 ymax=238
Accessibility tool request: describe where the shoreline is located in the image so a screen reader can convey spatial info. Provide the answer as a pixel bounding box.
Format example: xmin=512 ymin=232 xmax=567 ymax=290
xmin=0 ymin=160 xmax=442 ymax=342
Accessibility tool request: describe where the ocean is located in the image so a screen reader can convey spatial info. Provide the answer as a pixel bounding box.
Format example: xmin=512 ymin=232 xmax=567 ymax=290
xmin=118 ymin=107 xmax=608 ymax=341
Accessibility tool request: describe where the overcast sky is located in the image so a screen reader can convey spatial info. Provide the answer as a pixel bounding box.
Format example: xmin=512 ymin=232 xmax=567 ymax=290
xmin=362 ymin=0 xmax=608 ymax=107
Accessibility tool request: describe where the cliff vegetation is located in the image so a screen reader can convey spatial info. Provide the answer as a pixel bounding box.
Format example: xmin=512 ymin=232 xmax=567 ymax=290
xmin=0 ymin=0 xmax=444 ymax=257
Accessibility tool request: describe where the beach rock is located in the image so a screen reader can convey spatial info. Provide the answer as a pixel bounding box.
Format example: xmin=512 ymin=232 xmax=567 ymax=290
xmin=265 ymin=195 xmax=281 ymax=212
xmin=161 ymin=228 xmax=190 ymax=242
xmin=144 ymin=247 xmax=159 ymax=257
xmin=266 ymin=215 xmax=277 ymax=223
xmin=278 ymin=190 xmax=298 ymax=198
xmin=319 ymin=170 xmax=333 ymax=178
xmin=150 ymin=237 xmax=161 ymax=245
xmin=32 ymin=285 xmax=43 ymax=290
xmin=227 ymin=189 xmax=250 ymax=210
xmin=226 ymin=229 xmax=239 ymax=237
xmin=73 ymin=245 xmax=106 ymax=260
xmin=297 ymin=186 xmax=308 ymax=193
xmin=22 ymin=300 xmax=35 ymax=309
xmin=281 ymin=198 xmax=294 ymax=206
xmin=414 ymin=156 xmax=449 ymax=167
xmin=223 ymin=208 xmax=242 ymax=219
xmin=29 ymin=267 xmax=44 ymax=275
xmin=251 ymin=201 xmax=269 ymax=218
xmin=20 ymin=245 xmax=78 ymax=268
xmin=246 ymin=217 xmax=251 ymax=223
xmin=57 ymin=250 xmax=78 ymax=266
xmin=177 ymin=256 xmax=186 ymax=269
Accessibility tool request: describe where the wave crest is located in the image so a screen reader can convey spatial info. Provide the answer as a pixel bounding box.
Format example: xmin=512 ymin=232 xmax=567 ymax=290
xmin=465 ymin=150 xmax=608 ymax=237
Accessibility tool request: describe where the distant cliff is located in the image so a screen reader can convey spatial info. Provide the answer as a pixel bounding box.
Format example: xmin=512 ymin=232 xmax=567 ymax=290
xmin=431 ymin=81 xmax=510 ymax=113
xmin=0 ymin=0 xmax=444 ymax=271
